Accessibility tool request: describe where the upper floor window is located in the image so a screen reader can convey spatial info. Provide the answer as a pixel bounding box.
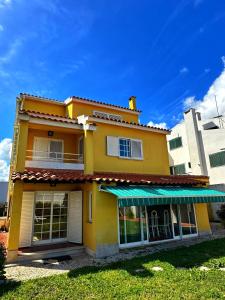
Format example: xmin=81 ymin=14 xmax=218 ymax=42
xmin=107 ymin=136 xmax=143 ymax=160
xmin=170 ymin=163 xmax=186 ymax=175
xmin=119 ymin=138 xmax=131 ymax=157
xmin=169 ymin=137 xmax=182 ymax=150
xmin=209 ymin=151 xmax=225 ymax=168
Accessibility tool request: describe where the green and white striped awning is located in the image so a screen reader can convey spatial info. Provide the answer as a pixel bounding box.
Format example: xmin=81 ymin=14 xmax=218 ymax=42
xmin=101 ymin=186 xmax=225 ymax=207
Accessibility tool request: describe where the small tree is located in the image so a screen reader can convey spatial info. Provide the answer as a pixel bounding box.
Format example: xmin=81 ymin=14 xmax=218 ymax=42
xmin=216 ymin=204 xmax=225 ymax=228
xmin=0 ymin=242 xmax=6 ymax=280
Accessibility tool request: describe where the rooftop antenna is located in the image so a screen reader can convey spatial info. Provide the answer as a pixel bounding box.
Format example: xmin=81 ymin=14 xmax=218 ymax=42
xmin=214 ymin=95 xmax=222 ymax=128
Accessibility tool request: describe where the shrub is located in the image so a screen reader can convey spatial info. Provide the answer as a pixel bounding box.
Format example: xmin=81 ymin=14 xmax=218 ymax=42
xmin=0 ymin=242 xmax=6 ymax=280
xmin=216 ymin=204 xmax=225 ymax=228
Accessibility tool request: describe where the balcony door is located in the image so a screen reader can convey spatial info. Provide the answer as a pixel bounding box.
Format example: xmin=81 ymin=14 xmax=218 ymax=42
xmin=33 ymin=137 xmax=63 ymax=161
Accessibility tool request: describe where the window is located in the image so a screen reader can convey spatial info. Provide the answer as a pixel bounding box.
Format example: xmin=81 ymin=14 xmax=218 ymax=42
xmin=49 ymin=140 xmax=63 ymax=160
xmin=209 ymin=151 xmax=225 ymax=168
xmin=119 ymin=138 xmax=142 ymax=159
xmin=107 ymin=136 xmax=143 ymax=159
xmin=88 ymin=192 xmax=92 ymax=223
xmin=169 ymin=137 xmax=182 ymax=150
xmin=119 ymin=138 xmax=131 ymax=158
xmin=170 ymin=164 xmax=186 ymax=175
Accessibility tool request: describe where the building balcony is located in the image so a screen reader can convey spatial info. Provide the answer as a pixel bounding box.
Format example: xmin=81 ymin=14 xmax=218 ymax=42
xmin=25 ymin=150 xmax=84 ymax=170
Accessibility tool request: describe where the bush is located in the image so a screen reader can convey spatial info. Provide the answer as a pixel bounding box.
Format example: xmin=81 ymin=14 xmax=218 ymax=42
xmin=216 ymin=204 xmax=225 ymax=228
xmin=0 ymin=242 xmax=6 ymax=280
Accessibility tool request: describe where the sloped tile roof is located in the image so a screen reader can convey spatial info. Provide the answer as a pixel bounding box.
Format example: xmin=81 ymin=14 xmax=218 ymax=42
xmin=12 ymin=168 xmax=208 ymax=186
xmin=20 ymin=93 xmax=141 ymax=113
xmin=19 ymin=110 xmax=80 ymax=125
xmin=91 ymin=115 xmax=170 ymax=133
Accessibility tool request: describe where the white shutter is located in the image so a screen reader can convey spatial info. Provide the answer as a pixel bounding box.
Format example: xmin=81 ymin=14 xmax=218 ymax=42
xmin=68 ymin=191 xmax=83 ymax=243
xmin=106 ymin=136 xmax=119 ymax=156
xmin=131 ymin=140 xmax=143 ymax=159
xmin=33 ymin=137 xmax=49 ymax=160
xmin=19 ymin=192 xmax=35 ymax=247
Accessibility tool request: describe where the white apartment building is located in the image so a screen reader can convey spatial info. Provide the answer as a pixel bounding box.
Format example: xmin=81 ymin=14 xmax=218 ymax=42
xmin=167 ymin=108 xmax=225 ymax=220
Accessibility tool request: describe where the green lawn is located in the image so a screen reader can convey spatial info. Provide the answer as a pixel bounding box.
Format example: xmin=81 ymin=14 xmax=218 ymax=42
xmin=2 ymin=238 xmax=225 ymax=299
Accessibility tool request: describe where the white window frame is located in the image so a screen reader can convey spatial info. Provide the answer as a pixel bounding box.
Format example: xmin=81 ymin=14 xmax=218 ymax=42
xmin=118 ymin=137 xmax=143 ymax=160
xmin=88 ymin=192 xmax=93 ymax=223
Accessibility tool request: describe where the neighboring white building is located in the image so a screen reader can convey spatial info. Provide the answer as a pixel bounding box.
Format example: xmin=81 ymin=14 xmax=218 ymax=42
xmin=167 ymin=108 xmax=225 ymax=220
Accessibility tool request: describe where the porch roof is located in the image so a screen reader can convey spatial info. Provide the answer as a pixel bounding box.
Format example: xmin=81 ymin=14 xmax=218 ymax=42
xmin=11 ymin=168 xmax=208 ymax=186
xmin=101 ymin=185 xmax=225 ymax=206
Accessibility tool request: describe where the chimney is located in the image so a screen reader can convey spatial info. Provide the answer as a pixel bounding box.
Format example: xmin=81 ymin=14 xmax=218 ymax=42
xmin=129 ymin=96 xmax=137 ymax=111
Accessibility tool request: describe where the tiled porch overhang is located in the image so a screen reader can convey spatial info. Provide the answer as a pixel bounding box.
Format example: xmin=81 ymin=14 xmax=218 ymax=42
xmin=11 ymin=168 xmax=209 ymax=186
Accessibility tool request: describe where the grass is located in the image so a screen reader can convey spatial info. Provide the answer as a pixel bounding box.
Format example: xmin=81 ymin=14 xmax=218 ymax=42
xmin=2 ymin=238 xmax=225 ymax=299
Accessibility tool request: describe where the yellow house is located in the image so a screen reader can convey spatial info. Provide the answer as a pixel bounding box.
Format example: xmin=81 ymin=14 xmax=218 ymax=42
xmin=7 ymin=93 xmax=225 ymax=262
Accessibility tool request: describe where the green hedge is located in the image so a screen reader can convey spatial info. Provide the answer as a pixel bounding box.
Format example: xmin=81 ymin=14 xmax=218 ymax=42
xmin=0 ymin=243 xmax=6 ymax=280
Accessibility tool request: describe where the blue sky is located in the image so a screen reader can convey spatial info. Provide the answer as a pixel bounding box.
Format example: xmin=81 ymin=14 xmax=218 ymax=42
xmin=0 ymin=0 xmax=225 ymax=179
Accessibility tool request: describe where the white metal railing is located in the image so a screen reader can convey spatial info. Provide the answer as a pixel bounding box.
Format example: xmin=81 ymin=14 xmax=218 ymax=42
xmin=26 ymin=150 xmax=84 ymax=164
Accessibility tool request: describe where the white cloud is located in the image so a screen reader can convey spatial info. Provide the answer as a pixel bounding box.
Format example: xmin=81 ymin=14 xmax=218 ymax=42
xmin=180 ymin=67 xmax=189 ymax=74
xmin=0 ymin=0 xmax=11 ymax=8
xmin=0 ymin=24 xmax=4 ymax=31
xmin=0 ymin=138 xmax=12 ymax=181
xmin=0 ymin=38 xmax=23 ymax=64
xmin=183 ymin=57 xmax=225 ymax=119
xmin=147 ymin=121 xmax=168 ymax=129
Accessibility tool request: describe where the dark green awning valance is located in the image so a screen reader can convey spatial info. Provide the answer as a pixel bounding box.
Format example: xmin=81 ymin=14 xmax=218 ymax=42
xmin=101 ymin=186 xmax=225 ymax=207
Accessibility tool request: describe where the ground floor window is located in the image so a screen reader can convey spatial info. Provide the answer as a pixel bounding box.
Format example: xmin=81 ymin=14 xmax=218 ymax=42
xmin=119 ymin=203 xmax=197 ymax=246
xmin=33 ymin=192 xmax=68 ymax=244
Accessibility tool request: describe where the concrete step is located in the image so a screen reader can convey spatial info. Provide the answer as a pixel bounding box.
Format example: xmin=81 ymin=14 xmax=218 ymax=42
xmin=15 ymin=245 xmax=85 ymax=263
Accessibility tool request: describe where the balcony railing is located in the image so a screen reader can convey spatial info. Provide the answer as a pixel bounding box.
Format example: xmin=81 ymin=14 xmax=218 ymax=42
xmin=25 ymin=150 xmax=84 ymax=170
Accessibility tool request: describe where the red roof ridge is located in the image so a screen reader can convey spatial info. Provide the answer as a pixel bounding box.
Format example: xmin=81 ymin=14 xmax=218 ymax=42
xmin=70 ymin=95 xmax=142 ymax=113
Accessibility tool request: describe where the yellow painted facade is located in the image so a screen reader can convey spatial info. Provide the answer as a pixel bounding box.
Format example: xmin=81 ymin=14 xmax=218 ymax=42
xmin=7 ymin=94 xmax=213 ymax=261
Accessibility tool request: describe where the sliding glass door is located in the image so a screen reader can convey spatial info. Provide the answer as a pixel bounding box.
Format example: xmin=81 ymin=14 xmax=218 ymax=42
xmin=119 ymin=203 xmax=197 ymax=247
xmin=119 ymin=206 xmax=148 ymax=246
xmin=33 ymin=192 xmax=68 ymax=244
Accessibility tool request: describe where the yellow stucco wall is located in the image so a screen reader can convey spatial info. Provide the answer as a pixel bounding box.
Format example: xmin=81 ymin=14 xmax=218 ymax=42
xmin=94 ymin=183 xmax=118 ymax=246
xmin=195 ymin=203 xmax=211 ymax=233
xmin=93 ymin=122 xmax=170 ymax=175
xmin=23 ymin=99 xmax=66 ymax=116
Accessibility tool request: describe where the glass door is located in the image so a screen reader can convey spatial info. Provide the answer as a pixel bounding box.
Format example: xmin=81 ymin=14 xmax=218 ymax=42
xmin=33 ymin=192 xmax=68 ymax=244
xmin=179 ymin=204 xmax=197 ymax=236
xmin=147 ymin=205 xmax=173 ymax=242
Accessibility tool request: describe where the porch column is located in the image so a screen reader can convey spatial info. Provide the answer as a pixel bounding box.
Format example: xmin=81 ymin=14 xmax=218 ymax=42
xmin=84 ymin=129 xmax=94 ymax=175
xmin=7 ymin=120 xmax=28 ymax=262
xmin=15 ymin=120 xmax=29 ymax=172
xmin=7 ymin=182 xmax=23 ymax=262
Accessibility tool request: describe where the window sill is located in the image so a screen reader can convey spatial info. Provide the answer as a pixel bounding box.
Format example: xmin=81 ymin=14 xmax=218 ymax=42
xmin=118 ymin=156 xmax=144 ymax=161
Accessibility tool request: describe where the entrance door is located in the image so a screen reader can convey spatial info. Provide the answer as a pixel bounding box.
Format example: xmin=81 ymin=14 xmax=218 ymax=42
xmin=33 ymin=192 xmax=68 ymax=244
xmin=147 ymin=205 xmax=173 ymax=242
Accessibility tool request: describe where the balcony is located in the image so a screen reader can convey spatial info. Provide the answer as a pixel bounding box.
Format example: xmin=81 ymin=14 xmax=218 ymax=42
xmin=25 ymin=150 xmax=84 ymax=170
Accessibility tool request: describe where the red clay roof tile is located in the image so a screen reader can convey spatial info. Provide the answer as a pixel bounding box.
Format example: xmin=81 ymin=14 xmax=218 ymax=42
xmin=11 ymin=168 xmax=208 ymax=186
